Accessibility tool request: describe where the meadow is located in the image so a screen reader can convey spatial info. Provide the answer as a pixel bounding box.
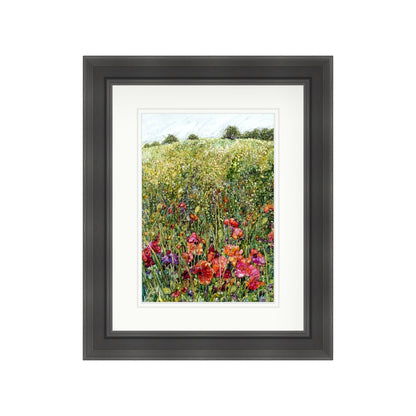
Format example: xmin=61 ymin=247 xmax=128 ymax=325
xmin=141 ymin=138 xmax=275 ymax=302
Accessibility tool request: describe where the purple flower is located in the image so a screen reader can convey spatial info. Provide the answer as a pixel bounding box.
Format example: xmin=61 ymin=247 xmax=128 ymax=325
xmin=161 ymin=251 xmax=179 ymax=266
xmin=251 ymin=254 xmax=266 ymax=266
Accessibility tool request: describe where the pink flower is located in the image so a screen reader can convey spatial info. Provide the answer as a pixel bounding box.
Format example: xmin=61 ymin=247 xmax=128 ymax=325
xmin=235 ymin=260 xmax=260 ymax=280
xmin=188 ymin=232 xmax=200 ymax=243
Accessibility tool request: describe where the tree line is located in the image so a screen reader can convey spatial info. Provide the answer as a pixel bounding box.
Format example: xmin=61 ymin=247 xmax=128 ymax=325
xmin=143 ymin=126 xmax=274 ymax=148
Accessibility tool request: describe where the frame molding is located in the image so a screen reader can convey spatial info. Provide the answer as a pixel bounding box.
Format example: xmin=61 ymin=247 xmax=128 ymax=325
xmin=83 ymin=56 xmax=332 ymax=359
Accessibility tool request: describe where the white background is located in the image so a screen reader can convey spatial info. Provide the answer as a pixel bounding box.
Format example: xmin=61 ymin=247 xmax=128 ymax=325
xmin=1 ymin=1 xmax=415 ymax=415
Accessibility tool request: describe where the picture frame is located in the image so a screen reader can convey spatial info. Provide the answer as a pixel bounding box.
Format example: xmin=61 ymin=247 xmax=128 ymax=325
xmin=83 ymin=56 xmax=333 ymax=359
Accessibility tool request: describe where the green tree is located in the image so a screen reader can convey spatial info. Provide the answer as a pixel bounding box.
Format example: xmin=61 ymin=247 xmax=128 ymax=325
xmin=187 ymin=134 xmax=199 ymax=141
xmin=250 ymin=128 xmax=261 ymax=139
xmin=242 ymin=130 xmax=252 ymax=139
xmin=222 ymin=125 xmax=241 ymax=140
xmin=260 ymin=128 xmax=274 ymax=141
xmin=162 ymin=134 xmax=179 ymax=145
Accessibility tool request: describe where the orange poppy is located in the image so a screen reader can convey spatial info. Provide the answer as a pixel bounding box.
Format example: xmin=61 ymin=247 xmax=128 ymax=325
xmin=212 ymin=256 xmax=229 ymax=277
xmin=207 ymin=244 xmax=219 ymax=262
xmin=268 ymin=230 xmax=274 ymax=245
xmin=232 ymin=228 xmax=244 ymax=240
xmin=223 ymin=245 xmax=244 ymax=266
xmin=182 ymin=252 xmax=193 ymax=264
xmin=264 ymin=203 xmax=274 ymax=213
xmin=189 ymin=213 xmax=199 ymax=221
xmin=245 ymin=276 xmax=265 ymax=291
xmin=186 ymin=242 xmax=203 ymax=256
xmin=196 ymin=243 xmax=203 ymax=255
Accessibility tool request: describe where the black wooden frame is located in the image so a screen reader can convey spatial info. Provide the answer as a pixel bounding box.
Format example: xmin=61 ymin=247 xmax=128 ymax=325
xmin=83 ymin=56 xmax=333 ymax=359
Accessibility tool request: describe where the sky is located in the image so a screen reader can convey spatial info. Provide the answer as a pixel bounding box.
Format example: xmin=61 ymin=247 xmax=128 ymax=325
xmin=140 ymin=113 xmax=275 ymax=143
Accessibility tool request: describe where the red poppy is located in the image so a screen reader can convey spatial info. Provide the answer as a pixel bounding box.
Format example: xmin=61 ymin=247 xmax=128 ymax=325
xmin=207 ymin=244 xmax=219 ymax=262
xmin=178 ymin=202 xmax=187 ymax=210
xmin=149 ymin=234 xmax=161 ymax=254
xmin=142 ymin=247 xmax=154 ymax=268
xmin=224 ymin=218 xmax=239 ymax=228
xmin=171 ymin=290 xmax=181 ymax=298
xmin=223 ymin=269 xmax=232 ymax=281
xmin=229 ymin=218 xmax=239 ymax=228
xmin=181 ymin=283 xmax=189 ymax=293
xmin=190 ymin=261 xmax=214 ymax=285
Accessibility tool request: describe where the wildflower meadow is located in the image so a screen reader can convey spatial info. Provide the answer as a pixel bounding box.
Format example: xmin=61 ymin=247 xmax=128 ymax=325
xmin=141 ymin=133 xmax=275 ymax=302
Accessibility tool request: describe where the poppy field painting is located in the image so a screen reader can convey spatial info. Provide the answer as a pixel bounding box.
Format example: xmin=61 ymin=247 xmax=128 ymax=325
xmin=141 ymin=112 xmax=276 ymax=302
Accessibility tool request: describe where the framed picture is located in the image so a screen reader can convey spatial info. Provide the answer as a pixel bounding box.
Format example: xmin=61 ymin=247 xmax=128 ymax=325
xmin=83 ymin=56 xmax=333 ymax=359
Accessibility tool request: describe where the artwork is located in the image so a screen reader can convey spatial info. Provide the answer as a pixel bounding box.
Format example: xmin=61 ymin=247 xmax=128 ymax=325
xmin=84 ymin=56 xmax=333 ymax=359
xmin=141 ymin=112 xmax=276 ymax=302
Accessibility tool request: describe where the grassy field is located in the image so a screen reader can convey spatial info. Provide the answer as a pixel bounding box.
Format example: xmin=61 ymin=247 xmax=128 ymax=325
xmin=141 ymin=138 xmax=275 ymax=302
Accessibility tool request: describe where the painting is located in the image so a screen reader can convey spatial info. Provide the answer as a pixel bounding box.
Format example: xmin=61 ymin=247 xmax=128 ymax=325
xmin=140 ymin=112 xmax=276 ymax=302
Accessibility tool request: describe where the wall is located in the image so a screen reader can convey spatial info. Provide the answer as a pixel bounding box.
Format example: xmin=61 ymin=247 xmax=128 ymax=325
xmin=1 ymin=1 xmax=415 ymax=415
